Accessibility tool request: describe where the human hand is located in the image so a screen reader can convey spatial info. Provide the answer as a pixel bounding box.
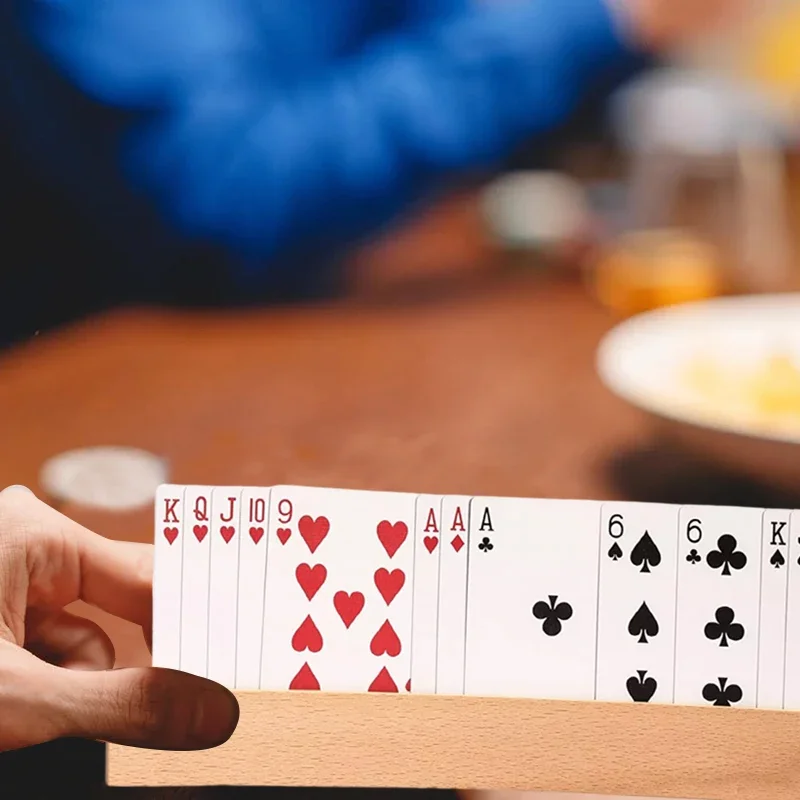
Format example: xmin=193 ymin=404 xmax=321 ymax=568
xmin=610 ymin=0 xmax=746 ymax=50
xmin=0 ymin=485 xmax=239 ymax=752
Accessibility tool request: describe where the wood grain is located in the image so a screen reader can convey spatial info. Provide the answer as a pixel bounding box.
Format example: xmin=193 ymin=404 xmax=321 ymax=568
xmin=1 ymin=271 xmax=793 ymax=687
xmin=107 ymin=692 xmax=800 ymax=798
xmin=0 ymin=271 xmax=636 ymax=672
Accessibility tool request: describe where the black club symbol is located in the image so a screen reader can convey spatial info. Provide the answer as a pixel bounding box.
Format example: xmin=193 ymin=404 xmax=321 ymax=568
xmin=702 ymin=677 xmax=742 ymax=707
xmin=707 ymin=534 xmax=747 ymax=576
xmin=478 ymin=536 xmax=493 ymax=552
xmin=532 ymin=595 xmax=573 ymax=637
xmin=686 ymin=549 xmax=701 ymax=564
xmin=704 ymin=606 xmax=744 ymax=647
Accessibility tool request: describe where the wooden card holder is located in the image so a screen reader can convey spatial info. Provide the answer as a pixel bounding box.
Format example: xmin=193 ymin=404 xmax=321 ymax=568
xmin=107 ymin=692 xmax=800 ymax=798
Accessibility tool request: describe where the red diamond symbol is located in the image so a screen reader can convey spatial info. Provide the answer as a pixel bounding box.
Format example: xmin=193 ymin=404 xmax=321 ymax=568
xmin=451 ymin=535 xmax=464 ymax=553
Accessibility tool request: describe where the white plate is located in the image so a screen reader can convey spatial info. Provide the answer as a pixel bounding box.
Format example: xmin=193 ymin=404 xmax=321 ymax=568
xmin=596 ymin=294 xmax=800 ymax=491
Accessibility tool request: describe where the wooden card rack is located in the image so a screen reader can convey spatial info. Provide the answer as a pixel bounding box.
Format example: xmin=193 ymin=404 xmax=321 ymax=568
xmin=107 ymin=692 xmax=800 ymax=798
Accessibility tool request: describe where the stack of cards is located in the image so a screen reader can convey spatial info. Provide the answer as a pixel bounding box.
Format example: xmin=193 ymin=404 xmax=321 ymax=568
xmin=152 ymin=485 xmax=800 ymax=709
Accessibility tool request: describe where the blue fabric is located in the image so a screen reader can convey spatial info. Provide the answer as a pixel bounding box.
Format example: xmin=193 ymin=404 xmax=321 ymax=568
xmin=4 ymin=0 xmax=639 ymax=301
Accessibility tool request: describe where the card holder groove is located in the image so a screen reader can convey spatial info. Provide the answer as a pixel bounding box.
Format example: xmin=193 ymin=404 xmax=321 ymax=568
xmin=107 ymin=691 xmax=800 ymax=799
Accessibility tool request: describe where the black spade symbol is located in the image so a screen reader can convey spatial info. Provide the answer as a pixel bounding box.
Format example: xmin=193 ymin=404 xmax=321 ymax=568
xmin=771 ymin=549 xmax=786 ymax=568
xmin=630 ymin=531 xmax=661 ymax=573
xmin=628 ymin=602 xmax=659 ymax=644
xmin=626 ymin=670 xmax=657 ymax=702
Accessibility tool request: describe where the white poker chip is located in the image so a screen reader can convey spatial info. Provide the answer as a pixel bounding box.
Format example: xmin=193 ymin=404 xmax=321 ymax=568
xmin=39 ymin=446 xmax=169 ymax=511
xmin=481 ymin=171 xmax=588 ymax=249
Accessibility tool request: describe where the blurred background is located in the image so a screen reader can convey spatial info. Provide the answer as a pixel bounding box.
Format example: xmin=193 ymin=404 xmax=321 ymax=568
xmin=2 ymin=0 xmax=800 ymax=795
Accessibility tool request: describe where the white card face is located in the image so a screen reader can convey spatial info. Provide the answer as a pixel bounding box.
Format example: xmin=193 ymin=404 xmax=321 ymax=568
xmin=236 ymin=486 xmax=271 ymax=689
xmin=410 ymin=495 xmax=443 ymax=694
xmin=180 ymin=485 xmax=213 ymax=677
xmin=756 ymin=509 xmax=790 ymax=709
xmin=783 ymin=510 xmax=800 ymax=709
xmin=261 ymin=486 xmax=418 ymax=693
xmin=464 ymin=497 xmax=602 ymax=700
xmin=207 ymin=487 xmax=242 ymax=688
xmin=674 ymin=506 xmax=764 ymax=708
xmin=596 ymin=502 xmax=679 ymax=704
xmin=436 ymin=495 xmax=471 ymax=695
xmin=152 ymin=484 xmax=185 ymax=669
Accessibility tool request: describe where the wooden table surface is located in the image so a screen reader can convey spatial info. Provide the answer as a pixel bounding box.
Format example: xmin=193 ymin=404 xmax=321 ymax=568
xmin=0 ymin=269 xmax=646 ymax=664
xmin=0 ymin=196 xmax=794 ymax=797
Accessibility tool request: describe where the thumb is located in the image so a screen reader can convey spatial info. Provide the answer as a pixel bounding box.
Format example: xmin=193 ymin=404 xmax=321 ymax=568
xmin=58 ymin=666 xmax=239 ymax=750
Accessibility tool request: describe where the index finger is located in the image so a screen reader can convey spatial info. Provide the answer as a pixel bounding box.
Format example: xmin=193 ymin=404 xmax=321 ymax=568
xmin=0 ymin=486 xmax=153 ymax=629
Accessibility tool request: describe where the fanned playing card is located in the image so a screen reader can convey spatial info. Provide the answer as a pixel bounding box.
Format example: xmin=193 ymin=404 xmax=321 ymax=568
xmin=260 ymin=486 xmax=418 ymax=693
xmin=757 ymin=509 xmax=790 ymax=709
xmin=181 ymin=485 xmax=214 ymax=678
xmin=152 ymin=484 xmax=185 ymax=669
xmin=236 ymin=486 xmax=272 ymax=689
xmin=464 ymin=496 xmax=602 ymax=700
xmin=410 ymin=494 xmax=443 ymax=694
xmin=596 ymin=502 xmax=679 ymax=704
xmin=207 ymin=486 xmax=243 ymax=687
xmin=436 ymin=495 xmax=471 ymax=695
xmin=674 ymin=505 xmax=764 ymax=708
xmin=783 ymin=510 xmax=800 ymax=709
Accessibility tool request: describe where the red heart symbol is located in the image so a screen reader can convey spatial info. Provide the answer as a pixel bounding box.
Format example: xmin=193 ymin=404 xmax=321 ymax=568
xmin=374 ymin=568 xmax=405 ymax=606
xmin=289 ymin=662 xmax=320 ymax=691
xmin=296 ymin=563 xmax=327 ymax=601
xmin=299 ymin=515 xmax=329 ymax=553
xmin=405 ymin=679 xmax=411 ymax=692
xmin=370 ymin=619 xmax=401 ymax=657
xmin=423 ymin=535 xmax=439 ymax=554
xmin=163 ymin=526 xmax=179 ymax=545
xmin=368 ymin=667 xmax=398 ymax=693
xmin=377 ymin=520 xmax=408 ymax=558
xmin=249 ymin=526 xmax=264 ymax=544
xmin=333 ymin=591 xmax=365 ymax=628
xmin=193 ymin=524 xmax=208 ymax=542
xmin=291 ymin=615 xmax=323 ymax=653
xmin=277 ymin=527 xmax=291 ymax=545
xmin=220 ymin=525 xmax=235 ymax=543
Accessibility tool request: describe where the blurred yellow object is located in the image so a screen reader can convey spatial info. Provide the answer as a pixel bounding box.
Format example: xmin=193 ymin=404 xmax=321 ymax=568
xmin=747 ymin=352 xmax=800 ymax=415
xmin=681 ymin=351 xmax=800 ymax=434
xmin=745 ymin=4 xmax=800 ymax=109
xmin=590 ymin=230 xmax=724 ymax=317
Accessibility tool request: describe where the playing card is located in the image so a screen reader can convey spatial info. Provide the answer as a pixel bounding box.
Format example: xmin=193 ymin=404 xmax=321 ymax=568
xmin=410 ymin=495 xmax=443 ymax=694
xmin=260 ymin=486 xmax=418 ymax=693
xmin=436 ymin=495 xmax=471 ymax=695
xmin=783 ymin=509 xmax=800 ymax=710
xmin=180 ymin=485 xmax=214 ymax=677
xmin=674 ymin=505 xmax=764 ymax=708
xmin=595 ymin=502 xmax=679 ymax=704
xmin=756 ymin=509 xmax=790 ymax=709
xmin=152 ymin=484 xmax=185 ymax=669
xmin=235 ymin=486 xmax=271 ymax=689
xmin=464 ymin=497 xmax=602 ymax=700
xmin=207 ymin=487 xmax=242 ymax=688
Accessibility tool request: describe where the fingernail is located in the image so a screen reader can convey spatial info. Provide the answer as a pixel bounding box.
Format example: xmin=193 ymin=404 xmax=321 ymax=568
xmin=190 ymin=686 xmax=239 ymax=748
xmin=4 ymin=485 xmax=33 ymax=494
